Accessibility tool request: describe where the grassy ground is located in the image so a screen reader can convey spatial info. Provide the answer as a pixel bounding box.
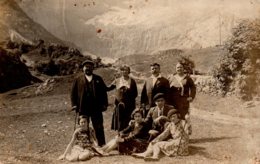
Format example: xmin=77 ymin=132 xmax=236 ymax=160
xmin=0 ymin=70 xmax=259 ymax=164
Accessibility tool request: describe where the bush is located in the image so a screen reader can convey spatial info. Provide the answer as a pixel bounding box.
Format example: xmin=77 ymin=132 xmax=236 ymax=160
xmin=177 ymin=56 xmax=195 ymax=75
xmin=213 ymin=19 xmax=260 ymax=100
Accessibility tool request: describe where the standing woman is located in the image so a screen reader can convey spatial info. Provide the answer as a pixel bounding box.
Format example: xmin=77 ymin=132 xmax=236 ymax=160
xmin=167 ymin=62 xmax=196 ymax=120
xmin=108 ymin=66 xmax=138 ymax=131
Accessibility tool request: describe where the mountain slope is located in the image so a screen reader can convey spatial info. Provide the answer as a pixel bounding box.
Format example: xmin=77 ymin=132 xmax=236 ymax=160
xmin=15 ymin=0 xmax=260 ymax=58
xmin=0 ymin=0 xmax=64 ymax=44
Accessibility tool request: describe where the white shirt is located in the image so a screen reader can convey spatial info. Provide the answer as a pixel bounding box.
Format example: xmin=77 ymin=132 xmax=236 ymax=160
xmin=157 ymin=106 xmax=164 ymax=117
xmin=151 ymin=74 xmax=162 ymax=86
xmin=85 ymin=75 xmax=93 ymax=82
xmin=116 ymin=77 xmax=130 ymax=89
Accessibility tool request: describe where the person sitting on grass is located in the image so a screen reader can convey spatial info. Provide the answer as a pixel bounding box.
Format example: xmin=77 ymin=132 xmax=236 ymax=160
xmin=144 ymin=93 xmax=176 ymax=141
xmin=98 ymin=109 xmax=149 ymax=155
xmin=132 ymin=110 xmax=189 ymax=161
xmin=148 ymin=115 xmax=171 ymax=141
xmin=58 ymin=115 xmax=100 ymax=162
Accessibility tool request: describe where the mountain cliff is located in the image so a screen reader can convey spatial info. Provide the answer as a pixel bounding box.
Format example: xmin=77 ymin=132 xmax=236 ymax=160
xmin=15 ymin=0 xmax=260 ymax=58
xmin=0 ymin=0 xmax=65 ymax=44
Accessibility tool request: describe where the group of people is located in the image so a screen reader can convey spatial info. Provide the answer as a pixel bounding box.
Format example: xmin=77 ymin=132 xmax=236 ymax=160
xmin=58 ymin=59 xmax=196 ymax=161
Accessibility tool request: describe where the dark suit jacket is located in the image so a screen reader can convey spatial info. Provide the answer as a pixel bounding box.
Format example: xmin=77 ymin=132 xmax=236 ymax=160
xmin=140 ymin=76 xmax=170 ymax=108
xmin=70 ymin=73 xmax=108 ymax=115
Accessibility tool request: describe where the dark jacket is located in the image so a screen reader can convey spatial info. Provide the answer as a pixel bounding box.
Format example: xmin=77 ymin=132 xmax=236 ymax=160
xmin=168 ymin=74 xmax=196 ymax=119
xmin=110 ymin=78 xmax=138 ymax=109
xmin=110 ymin=78 xmax=138 ymax=131
xmin=120 ymin=121 xmax=149 ymax=141
xmin=141 ymin=76 xmax=170 ymax=108
xmin=144 ymin=104 xmax=175 ymax=130
xmin=71 ymin=73 xmax=108 ymax=114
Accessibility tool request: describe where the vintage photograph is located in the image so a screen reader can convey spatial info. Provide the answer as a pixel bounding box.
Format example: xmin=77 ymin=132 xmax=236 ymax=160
xmin=0 ymin=0 xmax=259 ymax=163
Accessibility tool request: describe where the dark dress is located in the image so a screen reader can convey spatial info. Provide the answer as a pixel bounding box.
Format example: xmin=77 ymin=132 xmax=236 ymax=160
xmin=168 ymin=74 xmax=196 ymax=119
xmin=118 ymin=121 xmax=149 ymax=155
xmin=109 ymin=77 xmax=138 ymax=131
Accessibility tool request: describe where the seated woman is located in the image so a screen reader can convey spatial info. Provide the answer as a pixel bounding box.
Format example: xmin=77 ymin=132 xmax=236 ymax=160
xmin=58 ymin=115 xmax=100 ymax=162
xmin=98 ymin=109 xmax=149 ymax=155
xmin=132 ymin=110 xmax=189 ymax=161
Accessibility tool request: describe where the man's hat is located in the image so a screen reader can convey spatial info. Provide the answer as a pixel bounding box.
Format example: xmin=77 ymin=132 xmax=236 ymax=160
xmin=82 ymin=59 xmax=94 ymax=66
xmin=153 ymin=93 xmax=165 ymax=101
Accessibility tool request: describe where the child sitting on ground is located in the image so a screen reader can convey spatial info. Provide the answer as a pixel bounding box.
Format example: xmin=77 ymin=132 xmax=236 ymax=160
xmin=98 ymin=109 xmax=149 ymax=155
xmin=58 ymin=115 xmax=100 ymax=161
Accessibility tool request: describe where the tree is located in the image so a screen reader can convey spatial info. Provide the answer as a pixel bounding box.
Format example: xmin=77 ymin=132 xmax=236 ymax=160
xmin=213 ymin=19 xmax=260 ymax=100
xmin=178 ymin=56 xmax=195 ymax=75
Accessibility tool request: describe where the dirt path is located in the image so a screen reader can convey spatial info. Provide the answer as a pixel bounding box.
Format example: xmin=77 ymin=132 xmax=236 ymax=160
xmin=0 ymin=91 xmax=259 ymax=164
xmin=190 ymin=106 xmax=260 ymax=127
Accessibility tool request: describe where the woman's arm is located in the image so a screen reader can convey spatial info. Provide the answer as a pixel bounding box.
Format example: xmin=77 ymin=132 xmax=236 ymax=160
xmin=59 ymin=129 xmax=78 ymax=159
xmin=123 ymin=124 xmax=144 ymax=142
xmin=152 ymin=123 xmax=171 ymax=142
xmin=188 ymin=77 xmax=196 ymax=100
xmin=120 ymin=122 xmax=134 ymax=135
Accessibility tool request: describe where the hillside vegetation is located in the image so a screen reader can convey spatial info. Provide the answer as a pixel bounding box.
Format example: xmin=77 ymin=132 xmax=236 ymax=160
xmin=213 ymin=19 xmax=260 ymax=100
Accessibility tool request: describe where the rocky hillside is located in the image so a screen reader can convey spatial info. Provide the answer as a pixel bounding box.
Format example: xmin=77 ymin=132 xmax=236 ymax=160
xmin=0 ymin=47 xmax=40 ymax=93
xmin=115 ymin=47 xmax=227 ymax=76
xmin=15 ymin=0 xmax=260 ymax=58
xmin=0 ymin=0 xmax=66 ymax=45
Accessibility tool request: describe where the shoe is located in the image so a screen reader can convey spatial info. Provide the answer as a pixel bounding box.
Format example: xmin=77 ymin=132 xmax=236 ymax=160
xmin=132 ymin=153 xmax=145 ymax=159
xmin=144 ymin=157 xmax=159 ymax=161
xmin=93 ymin=147 xmax=109 ymax=156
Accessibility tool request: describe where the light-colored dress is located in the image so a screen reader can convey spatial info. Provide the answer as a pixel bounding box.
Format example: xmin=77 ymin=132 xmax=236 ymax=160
xmin=66 ymin=128 xmax=97 ymax=160
xmin=151 ymin=120 xmax=189 ymax=156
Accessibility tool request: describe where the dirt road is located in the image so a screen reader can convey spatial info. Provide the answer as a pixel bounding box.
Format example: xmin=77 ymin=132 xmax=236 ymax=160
xmin=0 ymin=90 xmax=259 ymax=164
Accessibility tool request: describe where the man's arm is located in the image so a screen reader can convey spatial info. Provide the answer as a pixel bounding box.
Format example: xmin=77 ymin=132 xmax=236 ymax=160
xmin=70 ymin=79 xmax=78 ymax=112
xmin=98 ymin=76 xmax=109 ymax=110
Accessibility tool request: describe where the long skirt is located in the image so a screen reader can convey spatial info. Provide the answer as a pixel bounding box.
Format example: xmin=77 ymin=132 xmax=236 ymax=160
xmin=111 ymin=102 xmax=133 ymax=131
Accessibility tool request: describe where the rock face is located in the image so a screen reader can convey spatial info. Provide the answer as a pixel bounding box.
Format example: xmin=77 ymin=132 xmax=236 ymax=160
xmin=0 ymin=0 xmax=67 ymax=45
xmin=0 ymin=47 xmax=35 ymax=93
xmin=14 ymin=0 xmax=260 ymax=58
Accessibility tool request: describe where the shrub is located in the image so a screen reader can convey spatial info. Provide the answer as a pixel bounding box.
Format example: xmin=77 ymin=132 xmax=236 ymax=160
xmin=177 ymin=56 xmax=195 ymax=75
xmin=213 ymin=19 xmax=260 ymax=100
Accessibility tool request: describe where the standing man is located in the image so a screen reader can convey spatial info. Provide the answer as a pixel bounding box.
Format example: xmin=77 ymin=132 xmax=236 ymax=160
xmin=140 ymin=63 xmax=170 ymax=116
xmin=70 ymin=59 xmax=108 ymax=146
